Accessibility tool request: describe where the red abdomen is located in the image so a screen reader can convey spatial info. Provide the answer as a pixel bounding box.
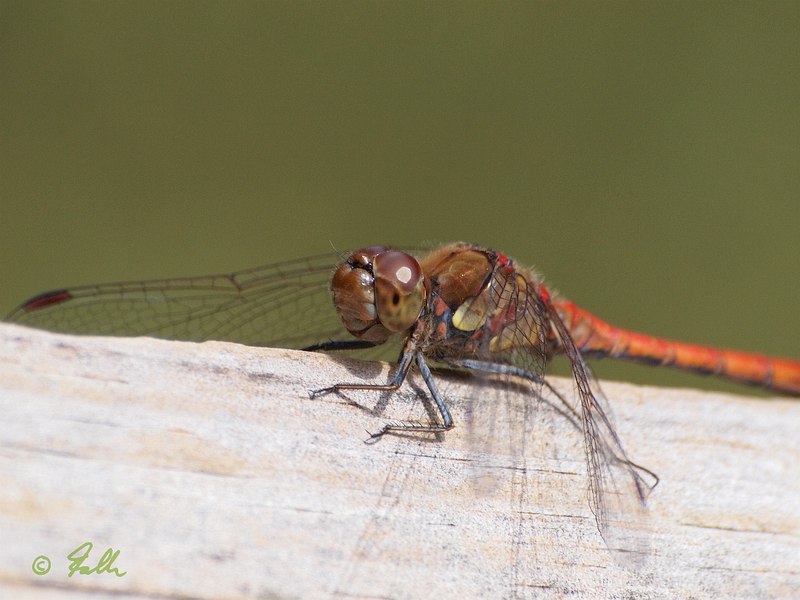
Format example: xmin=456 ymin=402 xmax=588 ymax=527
xmin=554 ymin=300 xmax=800 ymax=395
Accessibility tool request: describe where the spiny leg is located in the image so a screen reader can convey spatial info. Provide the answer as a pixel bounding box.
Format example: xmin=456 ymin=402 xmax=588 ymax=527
xmin=446 ymin=358 xmax=581 ymax=423
xmin=302 ymin=339 xmax=377 ymax=352
xmin=309 ymin=349 xmax=415 ymax=398
xmin=310 ymin=350 xmax=454 ymax=437
xmin=368 ymin=353 xmax=453 ymax=438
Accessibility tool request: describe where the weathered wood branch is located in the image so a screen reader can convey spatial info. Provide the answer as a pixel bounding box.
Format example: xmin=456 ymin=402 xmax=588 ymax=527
xmin=0 ymin=323 xmax=798 ymax=599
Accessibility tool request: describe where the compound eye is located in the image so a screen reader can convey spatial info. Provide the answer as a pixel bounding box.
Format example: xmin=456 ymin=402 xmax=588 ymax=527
xmin=330 ymin=262 xmax=378 ymax=336
xmin=372 ymin=251 xmax=426 ymax=332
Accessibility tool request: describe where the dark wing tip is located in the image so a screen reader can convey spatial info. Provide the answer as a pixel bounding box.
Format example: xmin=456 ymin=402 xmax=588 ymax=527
xmin=10 ymin=289 xmax=73 ymax=316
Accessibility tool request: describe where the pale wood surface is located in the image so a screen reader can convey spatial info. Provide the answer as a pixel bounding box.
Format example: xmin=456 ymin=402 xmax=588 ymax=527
xmin=0 ymin=322 xmax=798 ymax=599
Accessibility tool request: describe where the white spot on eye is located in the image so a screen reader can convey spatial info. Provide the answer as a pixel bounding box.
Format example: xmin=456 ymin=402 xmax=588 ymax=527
xmin=395 ymin=266 xmax=413 ymax=284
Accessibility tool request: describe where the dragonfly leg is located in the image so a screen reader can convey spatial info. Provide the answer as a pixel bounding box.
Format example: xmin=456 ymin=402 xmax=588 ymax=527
xmin=445 ymin=358 xmax=581 ymax=424
xmin=302 ymin=339 xmax=377 ymax=352
xmin=310 ymin=350 xmax=454 ymax=437
xmin=369 ymin=353 xmax=453 ymax=438
xmin=381 ymin=352 xmax=454 ymax=429
xmin=309 ymin=349 xmax=414 ymax=398
xmin=449 ymin=359 xmax=547 ymax=385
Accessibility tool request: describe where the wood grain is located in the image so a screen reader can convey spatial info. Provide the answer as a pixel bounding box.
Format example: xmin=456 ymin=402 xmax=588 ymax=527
xmin=0 ymin=322 xmax=798 ymax=599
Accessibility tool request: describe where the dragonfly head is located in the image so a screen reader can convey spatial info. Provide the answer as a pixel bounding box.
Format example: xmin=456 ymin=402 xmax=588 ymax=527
xmin=331 ymin=247 xmax=427 ymax=343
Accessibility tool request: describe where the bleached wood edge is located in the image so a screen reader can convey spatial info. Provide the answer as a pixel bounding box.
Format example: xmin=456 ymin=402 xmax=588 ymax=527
xmin=0 ymin=322 xmax=798 ymax=599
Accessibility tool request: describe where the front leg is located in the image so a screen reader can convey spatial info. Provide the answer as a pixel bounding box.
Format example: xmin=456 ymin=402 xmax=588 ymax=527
xmin=310 ymin=351 xmax=454 ymax=437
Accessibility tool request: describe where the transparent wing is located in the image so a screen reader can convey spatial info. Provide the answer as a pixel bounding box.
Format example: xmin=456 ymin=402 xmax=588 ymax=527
xmin=6 ymin=252 xmax=394 ymax=359
xmin=480 ymin=266 xmax=550 ymax=391
xmin=436 ymin=260 xmax=656 ymax=558
xmin=446 ymin=265 xmax=553 ymax=497
xmin=545 ymin=299 xmax=657 ymax=561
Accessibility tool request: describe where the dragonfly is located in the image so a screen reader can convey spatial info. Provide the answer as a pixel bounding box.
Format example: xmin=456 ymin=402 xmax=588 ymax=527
xmin=7 ymin=243 xmax=800 ymax=553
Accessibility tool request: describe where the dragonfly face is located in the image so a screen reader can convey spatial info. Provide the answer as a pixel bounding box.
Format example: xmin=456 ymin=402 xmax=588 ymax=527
xmin=331 ymin=246 xmax=427 ymax=344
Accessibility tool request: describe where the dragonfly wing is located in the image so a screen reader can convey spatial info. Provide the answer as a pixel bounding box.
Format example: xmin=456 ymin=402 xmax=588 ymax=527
xmin=6 ymin=253 xmax=361 ymax=353
xmin=478 ymin=263 xmax=550 ymax=384
xmin=545 ymin=300 xmax=656 ymax=562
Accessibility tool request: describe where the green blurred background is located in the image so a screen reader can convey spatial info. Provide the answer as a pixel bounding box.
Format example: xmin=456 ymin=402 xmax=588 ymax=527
xmin=1 ymin=1 xmax=798 ymax=395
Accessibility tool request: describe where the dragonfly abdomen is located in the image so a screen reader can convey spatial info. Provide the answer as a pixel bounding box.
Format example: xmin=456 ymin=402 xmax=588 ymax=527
xmin=555 ymin=300 xmax=800 ymax=395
